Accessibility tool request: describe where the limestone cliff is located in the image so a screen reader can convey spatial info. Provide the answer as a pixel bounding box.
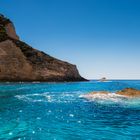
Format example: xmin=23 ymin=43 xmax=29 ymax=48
xmin=0 ymin=14 xmax=86 ymax=82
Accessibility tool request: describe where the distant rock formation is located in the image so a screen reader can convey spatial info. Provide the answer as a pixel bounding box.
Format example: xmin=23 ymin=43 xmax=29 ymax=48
xmin=0 ymin=14 xmax=87 ymax=82
xmin=99 ymin=77 xmax=107 ymax=82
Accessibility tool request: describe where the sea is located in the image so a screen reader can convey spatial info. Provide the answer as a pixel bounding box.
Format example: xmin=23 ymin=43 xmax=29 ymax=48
xmin=0 ymin=80 xmax=140 ymax=140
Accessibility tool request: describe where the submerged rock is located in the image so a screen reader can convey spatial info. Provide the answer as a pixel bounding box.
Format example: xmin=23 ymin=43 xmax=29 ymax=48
xmin=81 ymin=91 xmax=109 ymax=99
xmin=82 ymin=88 xmax=140 ymax=99
xmin=0 ymin=14 xmax=87 ymax=82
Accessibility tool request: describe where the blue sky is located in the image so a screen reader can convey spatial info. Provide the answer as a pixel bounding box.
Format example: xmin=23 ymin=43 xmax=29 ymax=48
xmin=0 ymin=0 xmax=140 ymax=79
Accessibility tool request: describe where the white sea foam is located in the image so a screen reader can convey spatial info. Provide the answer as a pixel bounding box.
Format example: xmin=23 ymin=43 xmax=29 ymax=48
xmin=69 ymin=114 xmax=74 ymax=117
xmin=80 ymin=92 xmax=140 ymax=107
xmin=14 ymin=91 xmax=79 ymax=103
xmin=32 ymin=81 xmax=41 ymax=83
xmin=79 ymin=93 xmax=127 ymax=103
xmin=15 ymin=91 xmax=140 ymax=107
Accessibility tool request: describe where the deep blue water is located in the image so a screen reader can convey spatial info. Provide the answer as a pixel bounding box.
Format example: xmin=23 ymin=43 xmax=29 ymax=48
xmin=0 ymin=80 xmax=140 ymax=140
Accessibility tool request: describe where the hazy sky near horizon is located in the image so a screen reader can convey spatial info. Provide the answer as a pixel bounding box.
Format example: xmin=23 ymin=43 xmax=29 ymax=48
xmin=0 ymin=0 xmax=140 ymax=79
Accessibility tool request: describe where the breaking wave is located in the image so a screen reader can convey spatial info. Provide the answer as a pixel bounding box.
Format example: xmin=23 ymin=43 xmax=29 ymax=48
xmin=79 ymin=93 xmax=140 ymax=107
xmin=14 ymin=91 xmax=140 ymax=108
xmin=15 ymin=91 xmax=82 ymax=103
xmin=79 ymin=93 xmax=125 ymax=101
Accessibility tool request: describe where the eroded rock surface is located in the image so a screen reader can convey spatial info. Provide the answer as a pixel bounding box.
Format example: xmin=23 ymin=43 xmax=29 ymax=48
xmin=5 ymin=23 xmax=19 ymax=40
xmin=82 ymin=88 xmax=140 ymax=99
xmin=0 ymin=14 xmax=86 ymax=82
xmin=116 ymin=88 xmax=140 ymax=97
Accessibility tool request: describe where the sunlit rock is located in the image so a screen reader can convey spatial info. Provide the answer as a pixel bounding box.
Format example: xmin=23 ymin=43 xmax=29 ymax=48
xmin=0 ymin=14 xmax=87 ymax=82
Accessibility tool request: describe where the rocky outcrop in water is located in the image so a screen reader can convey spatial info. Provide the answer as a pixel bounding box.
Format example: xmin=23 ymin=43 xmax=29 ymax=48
xmin=82 ymin=88 xmax=140 ymax=99
xmin=0 ymin=14 xmax=87 ymax=82
xmin=99 ymin=77 xmax=107 ymax=82
xmin=116 ymin=88 xmax=140 ymax=97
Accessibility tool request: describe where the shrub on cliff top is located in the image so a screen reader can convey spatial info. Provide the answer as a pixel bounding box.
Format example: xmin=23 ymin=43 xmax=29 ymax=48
xmin=0 ymin=14 xmax=11 ymax=26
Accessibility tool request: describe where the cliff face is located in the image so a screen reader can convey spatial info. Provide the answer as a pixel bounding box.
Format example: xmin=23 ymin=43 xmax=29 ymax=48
xmin=0 ymin=14 xmax=86 ymax=82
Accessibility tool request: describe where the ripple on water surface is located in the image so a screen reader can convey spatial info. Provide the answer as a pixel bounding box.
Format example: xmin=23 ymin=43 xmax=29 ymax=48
xmin=0 ymin=80 xmax=140 ymax=139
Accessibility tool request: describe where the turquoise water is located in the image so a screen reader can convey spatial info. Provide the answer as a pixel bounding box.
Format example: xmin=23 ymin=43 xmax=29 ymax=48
xmin=0 ymin=80 xmax=140 ymax=140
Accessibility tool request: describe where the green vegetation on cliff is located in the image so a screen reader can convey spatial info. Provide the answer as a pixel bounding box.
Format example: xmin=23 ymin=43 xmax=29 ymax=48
xmin=0 ymin=14 xmax=11 ymax=42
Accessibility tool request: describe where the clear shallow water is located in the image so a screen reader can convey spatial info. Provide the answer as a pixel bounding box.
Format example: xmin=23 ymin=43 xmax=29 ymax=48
xmin=0 ymin=80 xmax=140 ymax=140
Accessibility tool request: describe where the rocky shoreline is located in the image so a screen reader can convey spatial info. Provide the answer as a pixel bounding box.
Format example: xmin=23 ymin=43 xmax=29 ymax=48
xmin=0 ymin=14 xmax=87 ymax=82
